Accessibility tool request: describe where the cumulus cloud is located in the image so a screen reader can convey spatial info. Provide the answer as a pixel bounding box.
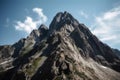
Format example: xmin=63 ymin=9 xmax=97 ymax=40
xmin=15 ymin=16 xmax=37 ymax=33
xmin=79 ymin=11 xmax=88 ymax=19
xmin=33 ymin=8 xmax=47 ymax=23
xmin=15 ymin=8 xmax=47 ymax=34
xmin=91 ymin=6 xmax=120 ymax=49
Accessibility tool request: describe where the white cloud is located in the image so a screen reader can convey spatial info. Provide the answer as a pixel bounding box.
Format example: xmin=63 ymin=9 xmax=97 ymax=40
xmin=33 ymin=8 xmax=47 ymax=23
xmin=79 ymin=11 xmax=88 ymax=19
xmin=91 ymin=6 xmax=120 ymax=49
xmin=15 ymin=7 xmax=47 ymax=34
xmin=100 ymin=35 xmax=117 ymax=41
xmin=15 ymin=16 xmax=37 ymax=33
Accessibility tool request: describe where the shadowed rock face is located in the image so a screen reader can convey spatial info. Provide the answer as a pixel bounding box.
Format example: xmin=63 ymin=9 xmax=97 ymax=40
xmin=0 ymin=45 xmax=14 ymax=62
xmin=113 ymin=49 xmax=120 ymax=57
xmin=0 ymin=11 xmax=120 ymax=80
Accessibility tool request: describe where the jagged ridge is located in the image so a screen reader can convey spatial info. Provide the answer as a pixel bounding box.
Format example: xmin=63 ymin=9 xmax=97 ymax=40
xmin=0 ymin=11 xmax=120 ymax=80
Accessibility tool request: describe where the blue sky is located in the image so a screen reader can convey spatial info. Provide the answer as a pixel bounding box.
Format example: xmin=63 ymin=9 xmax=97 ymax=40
xmin=0 ymin=0 xmax=120 ymax=49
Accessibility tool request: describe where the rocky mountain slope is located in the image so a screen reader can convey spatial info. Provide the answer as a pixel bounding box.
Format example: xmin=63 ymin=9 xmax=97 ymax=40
xmin=0 ymin=11 xmax=120 ymax=80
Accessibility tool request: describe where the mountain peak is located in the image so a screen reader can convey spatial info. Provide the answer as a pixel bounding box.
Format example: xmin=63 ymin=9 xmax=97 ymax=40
xmin=52 ymin=11 xmax=74 ymax=22
xmin=38 ymin=24 xmax=48 ymax=31
xmin=0 ymin=12 xmax=120 ymax=80
xmin=49 ymin=11 xmax=79 ymax=33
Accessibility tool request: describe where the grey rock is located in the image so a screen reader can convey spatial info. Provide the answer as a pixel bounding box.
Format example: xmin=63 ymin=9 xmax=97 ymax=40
xmin=0 ymin=11 xmax=120 ymax=80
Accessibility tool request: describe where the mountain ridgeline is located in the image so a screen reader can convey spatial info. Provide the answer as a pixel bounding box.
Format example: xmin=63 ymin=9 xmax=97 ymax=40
xmin=0 ymin=11 xmax=120 ymax=80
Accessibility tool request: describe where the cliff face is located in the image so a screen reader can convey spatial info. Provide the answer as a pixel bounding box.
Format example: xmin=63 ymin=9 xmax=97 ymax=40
xmin=0 ymin=11 xmax=120 ymax=80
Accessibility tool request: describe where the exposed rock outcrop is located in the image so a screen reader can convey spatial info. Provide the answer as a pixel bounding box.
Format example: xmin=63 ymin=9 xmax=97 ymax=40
xmin=0 ymin=11 xmax=120 ymax=80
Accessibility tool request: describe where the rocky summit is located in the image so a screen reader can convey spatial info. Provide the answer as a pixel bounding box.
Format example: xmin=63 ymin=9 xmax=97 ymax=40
xmin=0 ymin=11 xmax=120 ymax=80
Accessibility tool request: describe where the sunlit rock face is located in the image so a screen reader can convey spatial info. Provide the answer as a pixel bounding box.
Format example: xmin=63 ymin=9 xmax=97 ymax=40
xmin=0 ymin=11 xmax=120 ymax=80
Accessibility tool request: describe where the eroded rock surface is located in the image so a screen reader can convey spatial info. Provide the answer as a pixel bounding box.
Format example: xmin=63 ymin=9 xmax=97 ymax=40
xmin=0 ymin=11 xmax=120 ymax=80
